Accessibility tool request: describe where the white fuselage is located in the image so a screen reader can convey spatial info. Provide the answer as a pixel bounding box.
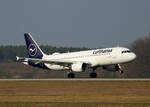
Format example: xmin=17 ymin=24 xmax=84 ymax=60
xmin=42 ymin=47 xmax=136 ymax=70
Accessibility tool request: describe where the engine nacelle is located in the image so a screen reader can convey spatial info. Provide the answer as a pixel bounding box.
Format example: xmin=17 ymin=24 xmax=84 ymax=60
xmin=103 ymin=64 xmax=120 ymax=72
xmin=71 ymin=63 xmax=87 ymax=72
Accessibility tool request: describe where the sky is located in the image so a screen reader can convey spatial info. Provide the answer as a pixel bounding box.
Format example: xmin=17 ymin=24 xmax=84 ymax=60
xmin=0 ymin=0 xmax=150 ymax=48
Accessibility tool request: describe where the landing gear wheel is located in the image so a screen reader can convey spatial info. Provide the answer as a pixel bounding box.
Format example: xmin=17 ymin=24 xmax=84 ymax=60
xmin=120 ymin=70 xmax=124 ymax=74
xmin=90 ymin=73 xmax=97 ymax=78
xmin=68 ymin=73 xmax=75 ymax=78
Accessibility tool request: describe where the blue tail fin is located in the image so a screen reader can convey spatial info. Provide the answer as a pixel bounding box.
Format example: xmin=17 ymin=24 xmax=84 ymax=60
xmin=24 ymin=33 xmax=45 ymax=59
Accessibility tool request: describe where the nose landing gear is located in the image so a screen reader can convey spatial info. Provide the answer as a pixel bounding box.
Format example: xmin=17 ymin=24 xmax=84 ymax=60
xmin=119 ymin=70 xmax=124 ymax=74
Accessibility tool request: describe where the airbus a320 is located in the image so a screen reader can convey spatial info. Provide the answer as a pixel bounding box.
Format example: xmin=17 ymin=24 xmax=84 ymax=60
xmin=16 ymin=33 xmax=136 ymax=78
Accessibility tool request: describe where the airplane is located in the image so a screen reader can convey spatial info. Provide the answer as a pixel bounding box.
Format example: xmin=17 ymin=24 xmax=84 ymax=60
xmin=16 ymin=33 xmax=136 ymax=78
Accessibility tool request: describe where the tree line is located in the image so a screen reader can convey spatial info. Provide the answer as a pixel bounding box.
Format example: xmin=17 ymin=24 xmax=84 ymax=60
xmin=124 ymin=34 xmax=150 ymax=78
xmin=0 ymin=45 xmax=88 ymax=62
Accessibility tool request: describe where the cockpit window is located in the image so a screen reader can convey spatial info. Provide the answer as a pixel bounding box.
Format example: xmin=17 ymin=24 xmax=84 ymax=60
xmin=122 ymin=50 xmax=131 ymax=53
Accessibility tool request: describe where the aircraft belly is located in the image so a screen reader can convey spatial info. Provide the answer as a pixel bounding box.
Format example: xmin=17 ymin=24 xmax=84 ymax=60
xmin=44 ymin=63 xmax=69 ymax=70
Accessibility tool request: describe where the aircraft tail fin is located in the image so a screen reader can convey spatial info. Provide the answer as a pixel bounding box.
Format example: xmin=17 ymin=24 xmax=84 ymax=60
xmin=24 ymin=33 xmax=46 ymax=59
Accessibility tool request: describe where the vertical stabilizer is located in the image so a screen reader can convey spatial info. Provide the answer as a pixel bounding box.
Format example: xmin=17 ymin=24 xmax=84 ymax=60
xmin=24 ymin=33 xmax=45 ymax=59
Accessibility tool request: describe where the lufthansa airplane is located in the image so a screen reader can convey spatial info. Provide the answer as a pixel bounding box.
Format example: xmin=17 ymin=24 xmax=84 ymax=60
xmin=16 ymin=33 xmax=136 ymax=78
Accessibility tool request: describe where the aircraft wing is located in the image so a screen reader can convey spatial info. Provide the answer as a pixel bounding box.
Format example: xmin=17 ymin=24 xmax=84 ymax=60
xmin=16 ymin=56 xmax=90 ymax=66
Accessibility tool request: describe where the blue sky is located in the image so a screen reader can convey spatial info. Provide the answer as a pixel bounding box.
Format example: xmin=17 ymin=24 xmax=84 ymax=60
xmin=0 ymin=0 xmax=150 ymax=48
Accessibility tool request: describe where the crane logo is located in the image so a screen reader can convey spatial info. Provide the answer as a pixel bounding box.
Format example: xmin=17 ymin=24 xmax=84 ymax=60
xmin=28 ymin=44 xmax=37 ymax=56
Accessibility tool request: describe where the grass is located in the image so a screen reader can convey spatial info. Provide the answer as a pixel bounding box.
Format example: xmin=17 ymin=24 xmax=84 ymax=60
xmin=0 ymin=104 xmax=150 ymax=107
xmin=0 ymin=81 xmax=150 ymax=106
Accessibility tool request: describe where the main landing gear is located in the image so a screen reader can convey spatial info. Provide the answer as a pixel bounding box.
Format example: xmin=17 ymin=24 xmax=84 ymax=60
xmin=67 ymin=67 xmax=98 ymax=78
xmin=67 ymin=72 xmax=98 ymax=78
xmin=68 ymin=72 xmax=75 ymax=78
xmin=89 ymin=67 xmax=98 ymax=78
xmin=89 ymin=72 xmax=97 ymax=78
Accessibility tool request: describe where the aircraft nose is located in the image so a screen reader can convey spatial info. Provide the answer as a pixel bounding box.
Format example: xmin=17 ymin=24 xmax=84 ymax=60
xmin=131 ymin=53 xmax=136 ymax=60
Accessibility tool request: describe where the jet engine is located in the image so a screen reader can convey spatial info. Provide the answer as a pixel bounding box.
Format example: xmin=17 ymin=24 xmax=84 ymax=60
xmin=71 ymin=63 xmax=87 ymax=72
